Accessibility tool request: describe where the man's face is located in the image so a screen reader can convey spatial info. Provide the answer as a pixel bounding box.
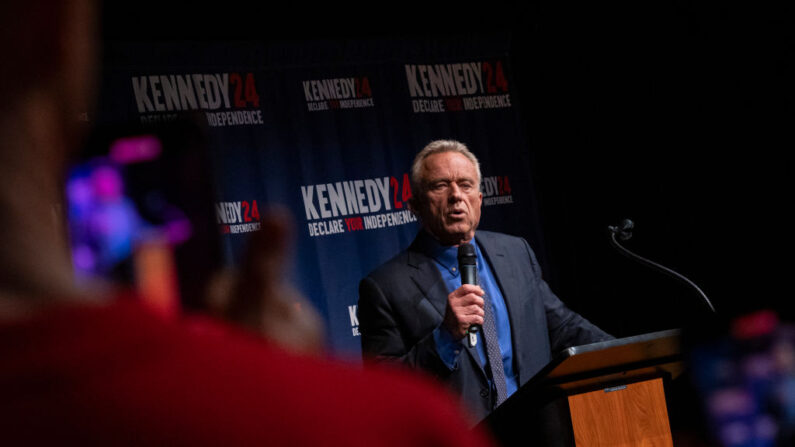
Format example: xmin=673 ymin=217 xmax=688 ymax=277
xmin=414 ymin=151 xmax=482 ymax=246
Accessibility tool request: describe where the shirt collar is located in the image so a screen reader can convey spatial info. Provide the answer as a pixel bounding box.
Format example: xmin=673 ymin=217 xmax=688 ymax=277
xmin=416 ymin=230 xmax=479 ymax=278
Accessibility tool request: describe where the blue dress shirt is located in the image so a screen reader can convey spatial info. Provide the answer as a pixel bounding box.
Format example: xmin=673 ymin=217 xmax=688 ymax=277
xmin=418 ymin=232 xmax=519 ymax=399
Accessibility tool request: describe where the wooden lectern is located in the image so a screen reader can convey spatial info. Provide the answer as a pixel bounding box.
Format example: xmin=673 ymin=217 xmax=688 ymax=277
xmin=479 ymin=329 xmax=683 ymax=447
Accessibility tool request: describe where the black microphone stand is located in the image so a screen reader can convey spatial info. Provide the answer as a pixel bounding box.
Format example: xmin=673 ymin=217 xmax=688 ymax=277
xmin=608 ymin=219 xmax=716 ymax=313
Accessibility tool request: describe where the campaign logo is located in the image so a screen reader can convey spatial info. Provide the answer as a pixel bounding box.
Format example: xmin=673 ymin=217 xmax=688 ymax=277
xmin=348 ymin=304 xmax=360 ymax=337
xmin=131 ymin=73 xmax=263 ymax=128
xmin=215 ymin=200 xmax=262 ymax=234
xmin=302 ymin=76 xmax=374 ymax=112
xmin=481 ymin=175 xmax=514 ymax=206
xmin=299 ymin=173 xmax=416 ymax=237
xmin=404 ymin=60 xmax=511 ymax=113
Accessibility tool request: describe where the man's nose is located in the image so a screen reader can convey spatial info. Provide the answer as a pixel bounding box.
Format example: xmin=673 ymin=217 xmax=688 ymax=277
xmin=448 ymin=183 xmax=464 ymax=201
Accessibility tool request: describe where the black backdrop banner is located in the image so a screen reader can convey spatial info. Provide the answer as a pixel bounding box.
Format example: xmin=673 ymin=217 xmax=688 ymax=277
xmin=97 ymin=36 xmax=546 ymax=356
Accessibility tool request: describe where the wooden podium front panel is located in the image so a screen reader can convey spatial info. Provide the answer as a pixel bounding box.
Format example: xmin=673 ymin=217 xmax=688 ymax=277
xmin=567 ymin=378 xmax=672 ymax=447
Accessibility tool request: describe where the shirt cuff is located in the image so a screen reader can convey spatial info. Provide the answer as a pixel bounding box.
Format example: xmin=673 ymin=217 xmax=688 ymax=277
xmin=433 ymin=326 xmax=464 ymax=370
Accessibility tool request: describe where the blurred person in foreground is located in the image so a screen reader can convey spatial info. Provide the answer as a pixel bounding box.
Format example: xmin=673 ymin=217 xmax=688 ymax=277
xmin=0 ymin=2 xmax=494 ymax=445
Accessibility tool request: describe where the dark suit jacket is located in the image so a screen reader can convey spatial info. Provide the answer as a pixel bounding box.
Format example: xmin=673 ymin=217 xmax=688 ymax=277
xmin=358 ymin=230 xmax=613 ymax=423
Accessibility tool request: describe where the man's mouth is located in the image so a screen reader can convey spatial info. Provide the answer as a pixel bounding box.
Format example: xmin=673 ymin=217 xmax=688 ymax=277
xmin=448 ymin=209 xmax=466 ymax=219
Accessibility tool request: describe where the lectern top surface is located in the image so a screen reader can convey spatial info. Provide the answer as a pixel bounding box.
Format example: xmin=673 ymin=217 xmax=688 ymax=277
xmin=544 ymin=328 xmax=682 ymax=381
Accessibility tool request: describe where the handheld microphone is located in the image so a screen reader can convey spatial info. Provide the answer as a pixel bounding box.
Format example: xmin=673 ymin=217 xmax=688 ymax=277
xmin=608 ymin=218 xmax=716 ymax=313
xmin=458 ymin=243 xmax=481 ymax=343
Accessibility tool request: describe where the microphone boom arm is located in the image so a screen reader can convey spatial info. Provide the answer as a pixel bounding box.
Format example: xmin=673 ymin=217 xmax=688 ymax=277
xmin=608 ymin=228 xmax=716 ymax=313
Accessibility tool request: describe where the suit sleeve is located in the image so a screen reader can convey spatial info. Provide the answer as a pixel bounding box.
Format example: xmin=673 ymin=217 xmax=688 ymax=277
xmin=520 ymin=238 xmax=615 ymax=352
xmin=358 ymin=276 xmax=457 ymax=378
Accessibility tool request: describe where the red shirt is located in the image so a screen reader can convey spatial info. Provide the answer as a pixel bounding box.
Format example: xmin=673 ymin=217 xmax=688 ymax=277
xmin=0 ymin=296 xmax=494 ymax=446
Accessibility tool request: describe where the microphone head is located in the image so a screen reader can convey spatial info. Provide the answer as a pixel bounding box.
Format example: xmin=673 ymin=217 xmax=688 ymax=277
xmin=619 ymin=218 xmax=634 ymax=232
xmin=618 ymin=219 xmax=634 ymax=240
xmin=457 ymin=243 xmax=477 ymax=265
xmin=608 ymin=218 xmax=634 ymax=241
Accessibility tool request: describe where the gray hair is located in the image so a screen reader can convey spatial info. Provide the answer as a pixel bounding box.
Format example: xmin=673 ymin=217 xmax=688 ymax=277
xmin=409 ymin=140 xmax=482 ymax=198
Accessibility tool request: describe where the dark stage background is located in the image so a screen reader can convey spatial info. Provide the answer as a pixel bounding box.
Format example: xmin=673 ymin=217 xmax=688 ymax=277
xmin=100 ymin=1 xmax=793 ymax=338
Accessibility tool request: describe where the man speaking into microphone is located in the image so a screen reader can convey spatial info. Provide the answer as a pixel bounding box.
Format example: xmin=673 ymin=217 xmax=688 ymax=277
xmin=358 ymin=140 xmax=612 ymax=423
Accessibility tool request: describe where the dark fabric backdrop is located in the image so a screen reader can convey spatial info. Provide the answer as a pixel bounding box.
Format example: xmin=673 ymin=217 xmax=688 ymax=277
xmin=98 ymin=1 xmax=793 ymax=354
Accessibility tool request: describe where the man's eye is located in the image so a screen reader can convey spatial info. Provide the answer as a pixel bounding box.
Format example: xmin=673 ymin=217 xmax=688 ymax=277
xmin=431 ymin=182 xmax=448 ymax=190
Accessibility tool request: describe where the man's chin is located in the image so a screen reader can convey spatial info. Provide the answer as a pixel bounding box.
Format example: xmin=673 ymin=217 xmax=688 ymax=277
xmin=436 ymin=228 xmax=474 ymax=246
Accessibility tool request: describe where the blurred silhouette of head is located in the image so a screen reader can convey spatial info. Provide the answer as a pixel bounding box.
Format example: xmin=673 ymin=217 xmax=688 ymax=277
xmin=0 ymin=1 xmax=98 ymax=303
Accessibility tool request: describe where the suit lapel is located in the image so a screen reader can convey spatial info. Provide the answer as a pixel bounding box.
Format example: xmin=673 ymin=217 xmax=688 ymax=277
xmin=476 ymin=232 xmax=526 ymax=375
xmin=406 ymin=246 xmax=449 ymax=319
xmin=406 ymin=237 xmax=488 ymax=378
